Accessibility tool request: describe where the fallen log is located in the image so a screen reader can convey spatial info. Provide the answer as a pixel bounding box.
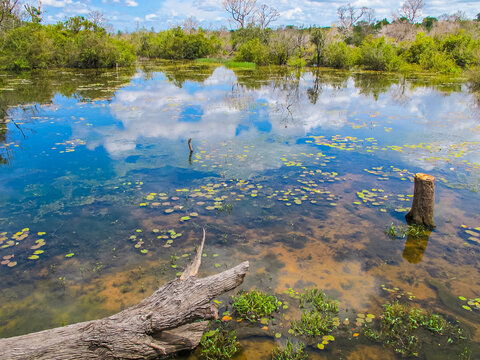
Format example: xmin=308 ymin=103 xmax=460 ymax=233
xmin=0 ymin=229 xmax=249 ymax=360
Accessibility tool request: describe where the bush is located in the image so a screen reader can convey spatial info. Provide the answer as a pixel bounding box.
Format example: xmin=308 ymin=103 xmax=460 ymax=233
xmin=404 ymin=32 xmax=436 ymax=64
xmin=356 ymin=36 xmax=403 ymax=71
xmin=440 ymin=30 xmax=478 ymax=68
xmin=322 ymin=41 xmax=352 ymax=69
xmin=419 ymin=51 xmax=461 ymax=74
xmin=137 ymin=28 xmax=217 ymax=60
xmin=0 ymin=20 xmax=135 ymax=70
xmin=234 ymin=38 xmax=271 ymax=65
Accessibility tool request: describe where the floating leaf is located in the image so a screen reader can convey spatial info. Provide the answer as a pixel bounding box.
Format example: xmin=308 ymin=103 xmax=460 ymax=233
xmin=65 ymin=253 xmax=75 ymax=258
xmin=275 ymin=333 xmax=281 ymax=338
xmin=317 ymin=344 xmax=324 ymax=350
xmin=462 ymin=305 xmax=472 ymax=311
xmin=33 ymin=250 xmax=44 ymax=255
xmin=459 ymin=296 xmax=467 ymax=301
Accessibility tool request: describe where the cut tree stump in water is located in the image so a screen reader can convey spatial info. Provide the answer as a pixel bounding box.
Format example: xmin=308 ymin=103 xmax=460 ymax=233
xmin=0 ymin=229 xmax=249 ymax=360
xmin=405 ymin=173 xmax=435 ymax=229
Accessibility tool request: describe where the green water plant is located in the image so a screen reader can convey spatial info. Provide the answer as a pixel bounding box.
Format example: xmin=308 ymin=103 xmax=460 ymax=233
xmin=231 ymin=289 xmax=280 ymax=322
xmin=200 ymin=328 xmax=239 ymax=360
xmin=364 ymin=301 xmax=464 ymax=357
xmin=291 ymin=289 xmax=339 ymax=337
xmin=272 ymin=340 xmax=308 ymax=360
xmin=385 ymin=223 xmax=429 ymax=240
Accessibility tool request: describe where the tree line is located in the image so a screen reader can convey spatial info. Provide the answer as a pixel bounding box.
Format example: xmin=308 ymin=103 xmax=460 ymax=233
xmin=0 ymin=0 xmax=480 ymax=76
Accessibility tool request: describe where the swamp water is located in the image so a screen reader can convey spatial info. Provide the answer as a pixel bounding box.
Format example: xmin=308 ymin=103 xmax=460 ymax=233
xmin=0 ymin=62 xmax=479 ymax=359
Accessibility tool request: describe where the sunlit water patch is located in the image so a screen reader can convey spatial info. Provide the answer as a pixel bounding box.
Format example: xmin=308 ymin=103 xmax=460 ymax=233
xmin=0 ymin=63 xmax=479 ymax=358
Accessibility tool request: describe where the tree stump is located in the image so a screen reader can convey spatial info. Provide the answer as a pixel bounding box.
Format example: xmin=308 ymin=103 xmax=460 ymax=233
xmin=405 ymin=173 xmax=435 ymax=229
xmin=0 ymin=229 xmax=249 ymax=360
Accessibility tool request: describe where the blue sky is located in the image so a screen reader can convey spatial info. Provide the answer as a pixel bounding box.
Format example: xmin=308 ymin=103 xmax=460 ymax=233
xmin=39 ymin=0 xmax=480 ymax=31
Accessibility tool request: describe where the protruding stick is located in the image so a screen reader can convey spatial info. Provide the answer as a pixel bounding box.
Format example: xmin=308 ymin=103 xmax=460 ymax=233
xmin=188 ymin=138 xmax=193 ymax=153
xmin=180 ymin=228 xmax=206 ymax=280
xmin=405 ymin=173 xmax=435 ymax=229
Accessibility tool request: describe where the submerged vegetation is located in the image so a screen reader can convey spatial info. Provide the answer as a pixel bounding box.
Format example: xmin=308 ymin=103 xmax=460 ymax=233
xmin=364 ymin=301 xmax=465 ymax=357
xmin=272 ymin=340 xmax=308 ymax=360
xmin=231 ymin=289 xmax=280 ymax=322
xmin=291 ymin=289 xmax=339 ymax=337
xmin=199 ymin=328 xmax=239 ymax=360
xmin=386 ymin=223 xmax=430 ymax=239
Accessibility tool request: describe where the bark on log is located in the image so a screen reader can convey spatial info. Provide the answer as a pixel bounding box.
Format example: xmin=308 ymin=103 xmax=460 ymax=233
xmin=405 ymin=173 xmax=435 ymax=229
xmin=0 ymin=230 xmax=249 ymax=360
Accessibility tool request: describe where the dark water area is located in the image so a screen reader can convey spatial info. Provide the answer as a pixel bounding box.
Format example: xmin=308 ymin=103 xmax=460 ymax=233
xmin=0 ymin=62 xmax=479 ymax=359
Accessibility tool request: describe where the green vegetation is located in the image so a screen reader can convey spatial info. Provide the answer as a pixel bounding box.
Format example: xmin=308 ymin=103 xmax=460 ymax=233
xmin=2 ymin=4 xmax=480 ymax=76
xmin=364 ymin=301 xmax=464 ymax=357
xmin=291 ymin=289 xmax=339 ymax=337
xmin=134 ymin=27 xmax=219 ymax=60
xmin=0 ymin=18 xmax=135 ymax=70
xmin=386 ymin=223 xmax=429 ymax=239
xmin=272 ymin=340 xmax=308 ymax=360
xmin=200 ymin=328 xmax=239 ymax=360
xmin=231 ymin=289 xmax=280 ymax=322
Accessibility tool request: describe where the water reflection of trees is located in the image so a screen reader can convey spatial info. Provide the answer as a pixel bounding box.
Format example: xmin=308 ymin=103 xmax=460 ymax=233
xmin=154 ymin=63 xmax=216 ymax=88
xmin=353 ymin=73 xmax=401 ymax=100
xmin=307 ymin=69 xmax=350 ymax=104
xmin=0 ymin=68 xmax=136 ymax=165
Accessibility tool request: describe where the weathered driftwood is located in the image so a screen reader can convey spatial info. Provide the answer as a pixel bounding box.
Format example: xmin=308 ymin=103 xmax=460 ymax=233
xmin=0 ymin=229 xmax=249 ymax=360
xmin=405 ymin=173 xmax=435 ymax=229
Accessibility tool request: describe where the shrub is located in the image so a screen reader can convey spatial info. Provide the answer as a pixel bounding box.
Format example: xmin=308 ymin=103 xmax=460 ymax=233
xmin=234 ymin=38 xmax=271 ymax=65
xmin=404 ymin=32 xmax=436 ymax=64
xmin=322 ymin=41 xmax=352 ymax=69
xmin=357 ymin=36 xmax=402 ymax=71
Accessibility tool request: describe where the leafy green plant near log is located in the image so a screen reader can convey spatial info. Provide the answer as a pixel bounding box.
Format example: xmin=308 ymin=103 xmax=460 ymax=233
xmin=199 ymin=328 xmax=239 ymax=360
xmin=272 ymin=340 xmax=308 ymax=360
xmin=364 ymin=301 xmax=465 ymax=357
xmin=231 ymin=289 xmax=280 ymax=322
xmin=291 ymin=288 xmax=339 ymax=337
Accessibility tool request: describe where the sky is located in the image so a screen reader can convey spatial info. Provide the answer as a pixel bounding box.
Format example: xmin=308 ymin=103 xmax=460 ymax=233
xmin=37 ymin=0 xmax=480 ymax=31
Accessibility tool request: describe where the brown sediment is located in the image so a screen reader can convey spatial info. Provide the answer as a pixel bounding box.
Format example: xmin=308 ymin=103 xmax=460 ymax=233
xmin=344 ymin=344 xmax=396 ymax=360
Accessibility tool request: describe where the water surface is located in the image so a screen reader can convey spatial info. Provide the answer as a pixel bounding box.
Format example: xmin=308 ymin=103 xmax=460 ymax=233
xmin=0 ymin=62 xmax=479 ymax=359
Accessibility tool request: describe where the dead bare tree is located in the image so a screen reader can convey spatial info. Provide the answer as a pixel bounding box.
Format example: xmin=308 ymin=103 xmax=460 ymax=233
xmin=254 ymin=4 xmax=279 ymax=29
xmin=183 ymin=16 xmax=199 ymax=34
xmin=399 ymin=0 xmax=425 ymax=23
xmin=223 ymin=0 xmax=257 ymax=29
xmin=88 ymin=10 xmax=106 ymax=28
xmin=337 ymin=3 xmax=370 ymax=31
xmin=0 ymin=0 xmax=19 ymax=29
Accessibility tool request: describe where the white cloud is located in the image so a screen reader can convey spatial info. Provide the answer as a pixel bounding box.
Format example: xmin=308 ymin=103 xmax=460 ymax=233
xmin=125 ymin=0 xmax=138 ymax=6
xmin=42 ymin=0 xmax=73 ymax=7
xmin=145 ymin=13 xmax=157 ymax=21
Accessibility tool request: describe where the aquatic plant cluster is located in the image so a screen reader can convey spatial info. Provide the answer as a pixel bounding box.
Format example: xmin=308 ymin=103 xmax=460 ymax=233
xmin=364 ymin=301 xmax=465 ymax=357
xmin=201 ymin=288 xmax=468 ymax=359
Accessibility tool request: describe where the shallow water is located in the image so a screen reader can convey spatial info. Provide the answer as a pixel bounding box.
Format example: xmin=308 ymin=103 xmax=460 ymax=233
xmin=0 ymin=62 xmax=479 ymax=359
